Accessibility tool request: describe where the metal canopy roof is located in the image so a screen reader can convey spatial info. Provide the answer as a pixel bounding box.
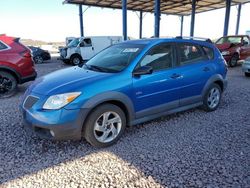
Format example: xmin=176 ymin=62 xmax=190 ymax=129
xmin=64 ymin=0 xmax=250 ymax=16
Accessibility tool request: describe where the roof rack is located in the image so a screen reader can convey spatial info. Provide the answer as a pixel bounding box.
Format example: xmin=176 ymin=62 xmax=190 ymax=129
xmin=176 ymin=36 xmax=212 ymax=43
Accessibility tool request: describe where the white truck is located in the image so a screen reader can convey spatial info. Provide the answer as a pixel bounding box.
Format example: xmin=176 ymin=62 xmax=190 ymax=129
xmin=60 ymin=36 xmax=124 ymax=65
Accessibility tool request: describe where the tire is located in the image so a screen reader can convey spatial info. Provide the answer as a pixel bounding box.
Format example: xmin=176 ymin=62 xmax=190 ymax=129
xmin=70 ymin=55 xmax=82 ymax=66
xmin=202 ymin=83 xmax=222 ymax=112
xmin=0 ymin=71 xmax=17 ymax=98
xmin=34 ymin=55 xmax=44 ymax=64
xmin=83 ymin=104 xmax=126 ymax=148
xmin=229 ymin=54 xmax=239 ymax=67
xmin=245 ymin=72 xmax=250 ymax=77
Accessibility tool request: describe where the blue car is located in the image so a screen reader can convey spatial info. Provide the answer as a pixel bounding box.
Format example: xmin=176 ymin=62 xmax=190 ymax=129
xmin=21 ymin=38 xmax=227 ymax=147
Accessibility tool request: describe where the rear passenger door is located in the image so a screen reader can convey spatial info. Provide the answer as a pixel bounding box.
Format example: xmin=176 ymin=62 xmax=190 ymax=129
xmin=175 ymin=42 xmax=215 ymax=106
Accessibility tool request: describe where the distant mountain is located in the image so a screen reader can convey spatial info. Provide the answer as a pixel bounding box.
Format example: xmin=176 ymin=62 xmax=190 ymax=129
xmin=20 ymin=39 xmax=64 ymax=47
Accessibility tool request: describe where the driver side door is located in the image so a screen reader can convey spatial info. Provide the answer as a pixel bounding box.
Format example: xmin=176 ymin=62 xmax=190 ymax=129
xmin=80 ymin=38 xmax=95 ymax=60
xmin=132 ymin=43 xmax=181 ymax=119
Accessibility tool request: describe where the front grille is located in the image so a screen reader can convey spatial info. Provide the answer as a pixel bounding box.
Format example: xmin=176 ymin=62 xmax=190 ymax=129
xmin=23 ymin=95 xmax=39 ymax=109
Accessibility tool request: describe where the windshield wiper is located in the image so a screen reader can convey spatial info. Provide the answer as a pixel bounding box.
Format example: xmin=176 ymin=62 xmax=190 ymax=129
xmin=84 ymin=64 xmax=118 ymax=73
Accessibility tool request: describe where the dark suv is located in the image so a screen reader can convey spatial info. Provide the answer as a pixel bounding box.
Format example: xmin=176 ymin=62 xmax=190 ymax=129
xmin=0 ymin=34 xmax=37 ymax=98
xmin=21 ymin=37 xmax=227 ymax=147
xmin=215 ymin=35 xmax=250 ymax=67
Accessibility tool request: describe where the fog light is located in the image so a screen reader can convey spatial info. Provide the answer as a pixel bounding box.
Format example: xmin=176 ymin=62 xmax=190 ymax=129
xmin=50 ymin=130 xmax=55 ymax=137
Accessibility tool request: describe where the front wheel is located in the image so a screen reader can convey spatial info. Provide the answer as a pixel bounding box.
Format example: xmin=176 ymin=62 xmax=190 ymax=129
xmin=70 ymin=55 xmax=82 ymax=66
xmin=83 ymin=104 xmax=126 ymax=148
xmin=202 ymin=83 xmax=222 ymax=112
xmin=0 ymin=71 xmax=17 ymax=98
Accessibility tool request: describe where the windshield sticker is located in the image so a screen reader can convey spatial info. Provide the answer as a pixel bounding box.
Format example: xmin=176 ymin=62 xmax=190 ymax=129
xmin=123 ymin=48 xmax=139 ymax=53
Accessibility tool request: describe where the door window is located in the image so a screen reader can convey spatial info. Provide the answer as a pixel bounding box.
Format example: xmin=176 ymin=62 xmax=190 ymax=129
xmin=242 ymin=37 xmax=250 ymax=45
xmin=80 ymin=38 xmax=92 ymax=47
xmin=178 ymin=43 xmax=205 ymax=65
xmin=138 ymin=44 xmax=173 ymax=72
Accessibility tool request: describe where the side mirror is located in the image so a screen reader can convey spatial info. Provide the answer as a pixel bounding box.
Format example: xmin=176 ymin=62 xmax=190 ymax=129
xmin=133 ymin=66 xmax=153 ymax=76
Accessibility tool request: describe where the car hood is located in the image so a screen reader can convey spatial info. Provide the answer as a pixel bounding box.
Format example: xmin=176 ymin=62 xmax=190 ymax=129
xmin=30 ymin=67 xmax=112 ymax=96
xmin=216 ymin=43 xmax=232 ymax=51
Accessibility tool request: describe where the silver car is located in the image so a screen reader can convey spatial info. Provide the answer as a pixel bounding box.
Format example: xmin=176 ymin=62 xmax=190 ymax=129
xmin=242 ymin=57 xmax=250 ymax=77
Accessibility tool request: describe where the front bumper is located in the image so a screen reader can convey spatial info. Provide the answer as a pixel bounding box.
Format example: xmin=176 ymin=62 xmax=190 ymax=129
xmin=242 ymin=63 xmax=250 ymax=73
xmin=21 ymin=94 xmax=89 ymax=140
xmin=19 ymin=71 xmax=37 ymax=84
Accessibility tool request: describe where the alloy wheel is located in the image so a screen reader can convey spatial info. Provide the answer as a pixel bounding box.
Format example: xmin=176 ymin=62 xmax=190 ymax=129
xmin=93 ymin=111 xmax=122 ymax=143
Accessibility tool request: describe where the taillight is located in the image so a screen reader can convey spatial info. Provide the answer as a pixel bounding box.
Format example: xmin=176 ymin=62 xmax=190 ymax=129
xmin=21 ymin=51 xmax=31 ymax=58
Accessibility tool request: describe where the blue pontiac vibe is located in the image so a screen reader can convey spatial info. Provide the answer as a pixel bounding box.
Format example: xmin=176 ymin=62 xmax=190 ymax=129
xmin=21 ymin=38 xmax=227 ymax=147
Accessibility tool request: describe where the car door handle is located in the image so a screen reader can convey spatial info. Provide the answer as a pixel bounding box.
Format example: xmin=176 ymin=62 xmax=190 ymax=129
xmin=171 ymin=73 xmax=183 ymax=79
xmin=92 ymin=47 xmax=94 ymax=50
xmin=203 ymin=67 xmax=210 ymax=72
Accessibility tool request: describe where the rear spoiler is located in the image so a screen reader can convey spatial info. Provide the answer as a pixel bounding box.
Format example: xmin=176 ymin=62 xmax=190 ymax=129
xmin=176 ymin=36 xmax=213 ymax=43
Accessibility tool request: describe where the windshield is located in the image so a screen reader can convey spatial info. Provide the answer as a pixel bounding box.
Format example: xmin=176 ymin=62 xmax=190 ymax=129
xmin=85 ymin=44 xmax=145 ymax=73
xmin=216 ymin=36 xmax=242 ymax=44
xmin=68 ymin=38 xmax=80 ymax=47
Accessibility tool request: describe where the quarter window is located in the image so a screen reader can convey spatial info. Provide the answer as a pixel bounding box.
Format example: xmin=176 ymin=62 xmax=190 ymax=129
xmin=203 ymin=46 xmax=214 ymax=60
xmin=0 ymin=41 xmax=8 ymax=50
xmin=178 ymin=44 xmax=205 ymax=65
xmin=138 ymin=44 xmax=173 ymax=71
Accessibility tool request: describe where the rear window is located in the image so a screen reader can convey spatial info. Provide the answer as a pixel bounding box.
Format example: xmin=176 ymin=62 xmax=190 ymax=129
xmin=203 ymin=46 xmax=214 ymax=60
xmin=0 ymin=41 xmax=8 ymax=50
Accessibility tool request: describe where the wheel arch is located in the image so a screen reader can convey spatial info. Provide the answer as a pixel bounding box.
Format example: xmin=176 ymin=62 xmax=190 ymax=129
xmin=0 ymin=66 xmax=20 ymax=83
xmin=81 ymin=91 xmax=135 ymax=129
xmin=202 ymin=75 xmax=225 ymax=98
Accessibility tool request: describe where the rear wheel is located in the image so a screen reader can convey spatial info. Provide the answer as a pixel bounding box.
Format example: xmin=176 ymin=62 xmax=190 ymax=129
xmin=229 ymin=54 xmax=239 ymax=67
xmin=0 ymin=71 xmax=17 ymax=98
xmin=202 ymin=83 xmax=222 ymax=112
xmin=245 ymin=72 xmax=250 ymax=77
xmin=83 ymin=104 xmax=126 ymax=148
xmin=70 ymin=55 xmax=82 ymax=66
xmin=34 ymin=55 xmax=44 ymax=64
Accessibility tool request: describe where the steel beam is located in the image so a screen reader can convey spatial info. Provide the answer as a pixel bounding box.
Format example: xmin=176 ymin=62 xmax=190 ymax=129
xmin=122 ymin=0 xmax=127 ymax=40
xmin=180 ymin=15 xmax=184 ymax=36
xmin=223 ymin=0 xmax=231 ymax=36
xmin=190 ymin=0 xmax=196 ymax=37
xmin=235 ymin=3 xmax=242 ymax=35
xmin=79 ymin=5 xmax=84 ymax=37
xmin=139 ymin=11 xmax=143 ymax=39
xmin=154 ymin=0 xmax=161 ymax=38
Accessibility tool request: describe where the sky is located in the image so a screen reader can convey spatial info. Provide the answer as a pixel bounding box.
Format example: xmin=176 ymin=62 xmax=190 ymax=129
xmin=0 ymin=0 xmax=249 ymax=42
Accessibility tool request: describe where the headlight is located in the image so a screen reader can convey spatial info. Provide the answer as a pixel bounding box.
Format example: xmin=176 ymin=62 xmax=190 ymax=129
xmin=43 ymin=92 xmax=81 ymax=110
xmin=221 ymin=51 xmax=230 ymax=56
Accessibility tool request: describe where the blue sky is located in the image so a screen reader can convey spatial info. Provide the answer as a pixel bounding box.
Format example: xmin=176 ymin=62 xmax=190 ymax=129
xmin=0 ymin=0 xmax=249 ymax=42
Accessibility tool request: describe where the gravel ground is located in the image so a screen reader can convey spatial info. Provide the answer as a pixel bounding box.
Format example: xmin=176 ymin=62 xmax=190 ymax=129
xmin=0 ymin=59 xmax=250 ymax=188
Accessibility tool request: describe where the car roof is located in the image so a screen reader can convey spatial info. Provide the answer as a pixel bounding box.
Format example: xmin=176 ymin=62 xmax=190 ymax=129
xmin=122 ymin=38 xmax=214 ymax=48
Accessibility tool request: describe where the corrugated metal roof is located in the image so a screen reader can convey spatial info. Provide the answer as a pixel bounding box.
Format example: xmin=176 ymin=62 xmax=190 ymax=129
xmin=64 ymin=0 xmax=250 ymax=16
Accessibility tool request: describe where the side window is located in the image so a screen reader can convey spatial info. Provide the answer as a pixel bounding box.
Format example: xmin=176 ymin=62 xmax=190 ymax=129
xmin=138 ymin=44 xmax=173 ymax=72
xmin=243 ymin=37 xmax=250 ymax=45
xmin=178 ymin=43 xmax=205 ymax=65
xmin=0 ymin=41 xmax=8 ymax=50
xmin=80 ymin=38 xmax=92 ymax=47
xmin=203 ymin=46 xmax=214 ymax=60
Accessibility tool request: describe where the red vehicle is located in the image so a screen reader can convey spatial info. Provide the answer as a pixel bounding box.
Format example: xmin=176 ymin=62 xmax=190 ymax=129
xmin=0 ymin=34 xmax=37 ymax=98
xmin=215 ymin=35 xmax=250 ymax=67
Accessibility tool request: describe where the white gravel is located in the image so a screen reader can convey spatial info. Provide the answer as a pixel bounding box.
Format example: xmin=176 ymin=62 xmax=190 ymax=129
xmin=0 ymin=59 xmax=249 ymax=188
